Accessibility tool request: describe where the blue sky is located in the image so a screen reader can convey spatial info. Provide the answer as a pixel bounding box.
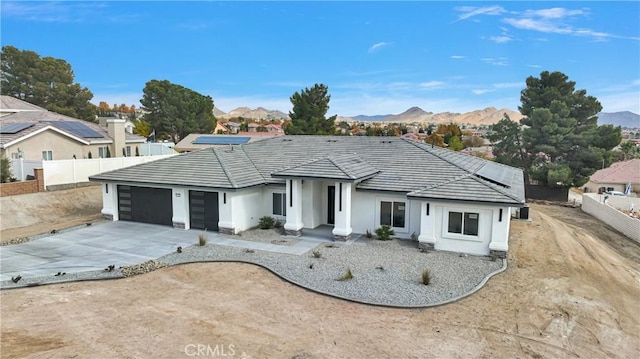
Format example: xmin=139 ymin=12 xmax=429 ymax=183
xmin=2 ymin=1 xmax=639 ymax=116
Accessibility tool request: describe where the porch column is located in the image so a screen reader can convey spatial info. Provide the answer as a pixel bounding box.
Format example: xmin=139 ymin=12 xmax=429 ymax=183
xmin=418 ymin=201 xmax=436 ymax=251
xmin=332 ymin=182 xmax=352 ymax=241
xmin=284 ymin=179 xmax=304 ymax=236
xmin=218 ymin=191 xmax=236 ymax=234
xmin=101 ymin=183 xmax=119 ymax=221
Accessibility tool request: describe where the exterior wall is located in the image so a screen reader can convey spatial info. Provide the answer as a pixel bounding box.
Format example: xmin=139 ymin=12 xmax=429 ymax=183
xmin=584 ymin=181 xmax=639 ymax=195
xmin=350 ymin=191 xmax=420 ymax=238
xmin=4 ymin=128 xmax=141 ymax=161
xmin=219 ymin=188 xmax=263 ymax=234
xmin=417 ymin=200 xmax=510 ymax=256
xmin=101 ymin=183 xmax=119 ymax=220
xmin=302 ymin=180 xmax=323 ymax=228
xmin=262 ymin=185 xmax=287 ymax=223
xmin=582 ymin=193 xmax=640 ymax=243
xmin=5 ymin=130 xmax=103 ymax=161
xmin=172 ymin=188 xmax=190 ymax=229
xmin=107 ymin=119 xmax=126 ymax=157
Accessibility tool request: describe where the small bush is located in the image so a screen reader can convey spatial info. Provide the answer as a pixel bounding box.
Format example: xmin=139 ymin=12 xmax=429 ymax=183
xmin=259 ymin=216 xmax=275 ymax=229
xmin=198 ymin=233 xmax=207 ymax=246
xmin=274 ymin=220 xmax=283 ymax=228
xmin=337 ymin=268 xmax=353 ymax=281
xmin=365 ymin=229 xmax=372 ymax=238
xmin=375 ymin=225 xmax=395 ymax=241
xmin=421 ymin=269 xmax=431 ymax=285
xmin=312 ymin=250 xmax=322 ymax=258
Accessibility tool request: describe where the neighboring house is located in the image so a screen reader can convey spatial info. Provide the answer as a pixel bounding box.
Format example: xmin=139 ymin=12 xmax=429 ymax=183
xmin=247 ymin=123 xmax=260 ymax=132
xmin=223 ymin=122 xmax=240 ymax=134
xmin=264 ymin=123 xmax=283 ymax=133
xmin=90 ymin=136 xmax=525 ymax=257
xmin=173 ymin=134 xmax=255 ymax=152
xmin=212 ymin=123 xmax=230 ymax=134
xmin=0 ymin=96 xmax=145 ymax=160
xmin=584 ymin=159 xmax=640 ymax=195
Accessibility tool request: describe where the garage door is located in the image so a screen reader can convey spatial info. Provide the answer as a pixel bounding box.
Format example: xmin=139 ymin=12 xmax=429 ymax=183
xmin=118 ymin=185 xmax=173 ymax=226
xmin=189 ymin=191 xmax=219 ymax=231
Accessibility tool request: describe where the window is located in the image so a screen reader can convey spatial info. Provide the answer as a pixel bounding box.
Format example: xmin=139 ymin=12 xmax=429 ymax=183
xmin=448 ymin=211 xmax=479 ymax=236
xmin=273 ymin=193 xmax=286 ymax=216
xmin=380 ymin=201 xmax=405 ymax=228
xmin=98 ymin=146 xmax=108 ymax=158
xmin=126 ymin=146 xmax=131 ymax=157
xmin=41 ymin=150 xmax=53 ymax=161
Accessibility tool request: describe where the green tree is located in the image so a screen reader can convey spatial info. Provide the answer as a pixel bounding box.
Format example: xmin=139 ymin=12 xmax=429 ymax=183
xmin=140 ymin=79 xmax=216 ymax=141
xmin=448 ymin=135 xmax=463 ymax=151
xmin=285 ymin=83 xmax=336 ymax=135
xmin=487 ymin=115 xmax=530 ymax=181
xmin=490 ymin=71 xmax=621 ymax=187
xmin=1 ymin=45 xmax=96 ymax=121
xmin=0 ymin=150 xmax=13 ymax=183
xmin=133 ymin=119 xmax=152 ymax=138
xmin=619 ymin=141 xmax=640 ymax=160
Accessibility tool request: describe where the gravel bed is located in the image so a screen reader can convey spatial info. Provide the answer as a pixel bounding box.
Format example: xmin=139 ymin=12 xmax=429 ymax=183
xmin=1 ymin=227 xmax=504 ymax=306
xmin=156 ymin=237 xmax=504 ymax=307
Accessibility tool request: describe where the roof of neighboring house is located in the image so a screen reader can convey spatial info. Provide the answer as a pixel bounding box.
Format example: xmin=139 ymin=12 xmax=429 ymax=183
xmin=91 ymin=136 xmax=525 ymax=205
xmin=0 ymin=96 xmax=145 ymax=147
xmin=173 ymin=134 xmax=266 ymax=152
xmin=590 ymin=159 xmax=640 ymax=184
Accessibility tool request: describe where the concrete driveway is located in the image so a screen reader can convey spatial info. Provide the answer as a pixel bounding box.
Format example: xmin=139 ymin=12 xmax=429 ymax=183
xmin=0 ymin=221 xmax=203 ymax=282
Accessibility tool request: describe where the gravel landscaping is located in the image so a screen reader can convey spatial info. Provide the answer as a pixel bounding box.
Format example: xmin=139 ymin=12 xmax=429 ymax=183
xmin=1 ymin=228 xmax=505 ymax=307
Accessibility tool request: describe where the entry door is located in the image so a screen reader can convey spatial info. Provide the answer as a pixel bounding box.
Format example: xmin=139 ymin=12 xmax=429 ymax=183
xmin=327 ymin=185 xmax=335 ymax=225
xmin=189 ymin=191 xmax=219 ymax=231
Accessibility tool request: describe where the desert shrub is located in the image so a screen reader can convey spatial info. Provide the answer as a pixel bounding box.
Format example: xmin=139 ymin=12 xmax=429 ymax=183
xmin=375 ymin=225 xmax=395 ymax=241
xmin=365 ymin=229 xmax=372 ymax=238
xmin=259 ymin=216 xmax=275 ymax=229
xmin=198 ymin=233 xmax=207 ymax=246
xmin=312 ymin=250 xmax=322 ymax=258
xmin=337 ymin=268 xmax=353 ymax=281
xmin=421 ymin=269 xmax=431 ymax=285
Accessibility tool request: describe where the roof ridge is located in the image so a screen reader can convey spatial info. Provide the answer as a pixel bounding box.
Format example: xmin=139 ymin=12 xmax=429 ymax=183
xmin=418 ymin=173 xmax=473 ymax=191
xmin=327 ymin=154 xmax=356 ymax=179
xmin=237 ymin=145 xmax=268 ymax=183
xmin=212 ymin=147 xmax=238 ymax=188
xmin=271 ymin=154 xmax=328 ymax=174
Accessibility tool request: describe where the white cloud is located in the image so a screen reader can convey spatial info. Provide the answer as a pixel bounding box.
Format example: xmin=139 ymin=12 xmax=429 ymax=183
xmin=368 ymin=42 xmax=392 ymax=53
xmin=419 ymin=81 xmax=445 ymax=88
xmin=481 ymin=57 xmax=509 ymax=66
xmin=503 ymin=7 xmax=640 ymax=41
xmin=472 ymin=89 xmax=493 ymax=95
xmin=596 ymin=92 xmax=640 ymax=113
xmin=454 ymin=6 xmax=506 ymax=22
xmin=450 ymin=55 xmax=465 ymax=59
xmin=527 ymin=64 xmax=542 ymax=68
xmin=1 ymin=2 xmax=109 ymax=23
xmin=489 ymin=35 xmax=513 ymax=43
xmin=493 ymin=82 xmax=523 ymax=89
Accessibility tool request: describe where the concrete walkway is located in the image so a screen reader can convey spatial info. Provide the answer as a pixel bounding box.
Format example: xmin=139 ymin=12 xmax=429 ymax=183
xmin=0 ymin=221 xmax=320 ymax=282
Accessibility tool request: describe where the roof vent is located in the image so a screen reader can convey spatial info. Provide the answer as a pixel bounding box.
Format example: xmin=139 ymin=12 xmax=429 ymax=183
xmin=282 ymin=139 xmax=292 ymax=142
xmin=327 ymin=139 xmax=338 ymax=142
xmin=381 ymin=140 xmax=393 ymax=144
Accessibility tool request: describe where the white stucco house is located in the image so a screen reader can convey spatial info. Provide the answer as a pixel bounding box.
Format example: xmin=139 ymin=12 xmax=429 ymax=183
xmin=89 ymin=136 xmax=525 ymax=257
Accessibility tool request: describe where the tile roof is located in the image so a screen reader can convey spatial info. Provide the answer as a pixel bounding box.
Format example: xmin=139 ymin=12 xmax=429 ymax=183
xmin=590 ymin=159 xmax=640 ymax=184
xmin=272 ymin=154 xmax=379 ymax=181
xmin=90 ymin=136 xmax=526 ymax=205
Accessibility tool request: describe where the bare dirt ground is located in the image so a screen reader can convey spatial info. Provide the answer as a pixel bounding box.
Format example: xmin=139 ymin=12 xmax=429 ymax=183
xmin=0 ymin=186 xmax=103 ymax=243
xmin=1 ymin=201 xmax=639 ymax=358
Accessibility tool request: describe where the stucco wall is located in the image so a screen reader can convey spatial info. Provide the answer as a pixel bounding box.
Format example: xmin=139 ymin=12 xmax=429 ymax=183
xmin=582 ymin=193 xmax=640 ymax=243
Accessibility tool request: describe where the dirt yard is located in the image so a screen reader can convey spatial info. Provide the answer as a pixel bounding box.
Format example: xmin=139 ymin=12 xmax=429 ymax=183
xmin=1 ymin=200 xmax=639 ymax=358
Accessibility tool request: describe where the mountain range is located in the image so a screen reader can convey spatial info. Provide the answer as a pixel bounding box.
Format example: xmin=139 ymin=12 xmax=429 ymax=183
xmin=214 ymin=106 xmax=639 ymax=128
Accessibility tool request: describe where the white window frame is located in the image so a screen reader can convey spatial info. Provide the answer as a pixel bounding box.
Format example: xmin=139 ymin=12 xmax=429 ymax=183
xmin=98 ymin=146 xmax=108 ymax=158
xmin=442 ymin=209 xmax=481 ymax=241
xmin=376 ymin=198 xmax=409 ymax=233
xmin=42 ymin=150 xmax=53 ymax=161
xmin=272 ymin=192 xmax=286 ymax=217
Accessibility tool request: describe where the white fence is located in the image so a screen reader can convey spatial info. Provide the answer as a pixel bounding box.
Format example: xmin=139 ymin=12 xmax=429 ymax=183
xmin=42 ymin=154 xmax=176 ymax=187
xmin=10 ymin=159 xmax=43 ymax=181
xmin=582 ymin=193 xmax=640 ymax=243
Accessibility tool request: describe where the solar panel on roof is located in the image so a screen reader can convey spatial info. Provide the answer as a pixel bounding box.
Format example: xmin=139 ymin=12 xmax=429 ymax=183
xmin=46 ymin=121 xmax=104 ymax=138
xmin=192 ymin=136 xmax=250 ymax=145
xmin=0 ymin=123 xmax=35 ymax=134
xmin=475 ymin=162 xmax=513 ymax=188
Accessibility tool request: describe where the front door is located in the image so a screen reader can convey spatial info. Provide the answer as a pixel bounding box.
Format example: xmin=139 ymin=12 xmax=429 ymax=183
xmin=327 ymin=185 xmax=335 ymax=225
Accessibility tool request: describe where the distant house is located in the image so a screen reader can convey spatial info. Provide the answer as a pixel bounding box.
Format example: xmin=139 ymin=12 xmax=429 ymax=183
xmin=584 ymin=159 xmax=640 ymax=195
xmin=224 ymin=122 xmax=240 ymax=134
xmin=0 ymin=96 xmax=145 ymax=160
xmin=264 ymin=123 xmax=283 ymax=133
xmin=174 ymin=134 xmax=254 ymax=152
xmin=212 ymin=123 xmax=230 ymax=134
xmin=90 ymin=136 xmax=525 ymax=257
xmin=247 ymin=123 xmax=260 ymax=132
